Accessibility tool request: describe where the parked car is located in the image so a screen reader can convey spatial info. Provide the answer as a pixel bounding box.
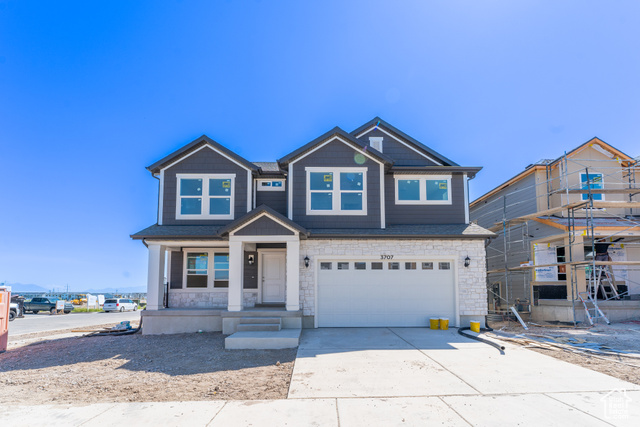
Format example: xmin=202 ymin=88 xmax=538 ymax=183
xmin=9 ymin=302 xmax=19 ymax=321
xmin=23 ymin=297 xmax=73 ymax=314
xmin=103 ymin=298 xmax=137 ymax=312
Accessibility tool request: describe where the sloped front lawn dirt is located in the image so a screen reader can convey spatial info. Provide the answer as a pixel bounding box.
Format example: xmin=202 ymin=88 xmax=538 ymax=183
xmin=0 ymin=332 xmax=296 ymax=405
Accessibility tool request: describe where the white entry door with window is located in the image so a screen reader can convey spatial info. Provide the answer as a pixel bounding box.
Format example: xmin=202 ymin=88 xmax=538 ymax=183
xmin=317 ymin=259 xmax=456 ymax=327
xmin=261 ymin=252 xmax=286 ymax=303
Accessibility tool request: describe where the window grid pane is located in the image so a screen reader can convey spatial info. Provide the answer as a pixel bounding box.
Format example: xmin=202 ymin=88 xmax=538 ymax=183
xmin=398 ymin=179 xmax=420 ymax=200
xmin=337 ymin=262 xmax=349 ymax=270
xmin=371 ymin=262 xmax=383 ymax=270
xmin=311 ymin=192 xmax=333 ymax=210
xmin=180 ymin=179 xmax=202 ymax=196
xmin=310 ymin=172 xmax=333 ymax=190
xmin=209 ymin=178 xmax=232 ymax=196
xmin=439 ymin=262 xmax=451 ymax=270
xmin=340 ymin=172 xmax=363 ymax=191
xmin=210 ymin=197 xmax=231 ymax=215
xmin=341 ymin=192 xmax=363 ymax=210
xmin=426 ymin=180 xmax=449 ymax=201
xmin=181 ymin=198 xmax=202 ymax=215
xmin=354 ymin=262 xmax=366 ymax=270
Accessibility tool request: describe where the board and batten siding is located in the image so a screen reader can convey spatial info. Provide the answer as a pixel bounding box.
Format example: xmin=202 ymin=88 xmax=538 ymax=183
xmin=355 ymin=128 xmax=440 ymax=166
xmin=234 ymin=216 xmax=294 ymax=236
xmin=291 ymin=139 xmax=380 ymax=228
xmin=162 ymin=147 xmax=249 ymax=225
xmin=385 ymin=174 xmax=465 ymax=225
xmin=169 ymin=251 xmax=183 ymax=289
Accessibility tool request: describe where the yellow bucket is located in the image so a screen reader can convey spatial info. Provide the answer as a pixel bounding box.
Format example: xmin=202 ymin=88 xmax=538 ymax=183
xmin=470 ymin=320 xmax=481 ymax=333
xmin=439 ymin=318 xmax=449 ymax=330
xmin=429 ymin=318 xmax=440 ymax=330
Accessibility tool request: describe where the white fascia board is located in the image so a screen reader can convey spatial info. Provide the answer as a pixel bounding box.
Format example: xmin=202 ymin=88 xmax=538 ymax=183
xmin=143 ymin=240 xmax=229 ymax=247
xmin=290 ymin=135 xmax=386 ymax=166
xmin=356 ymin=126 xmax=443 ymax=166
xmin=380 ymin=163 xmax=386 ymax=229
xmin=229 ymin=235 xmax=299 ymax=243
xmin=160 ymin=144 xmax=254 ymax=173
xmin=159 ymin=169 xmax=165 ymax=225
xmin=463 ymin=173 xmax=469 ymax=224
xmin=227 ymin=211 xmax=302 ymax=236
xmin=247 ymin=170 xmax=252 ymax=213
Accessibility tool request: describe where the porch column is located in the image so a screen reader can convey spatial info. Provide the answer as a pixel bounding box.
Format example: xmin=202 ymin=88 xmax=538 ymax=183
xmin=146 ymin=244 xmax=166 ymax=311
xmin=228 ymin=240 xmax=244 ymax=311
xmin=286 ymin=240 xmax=300 ymax=311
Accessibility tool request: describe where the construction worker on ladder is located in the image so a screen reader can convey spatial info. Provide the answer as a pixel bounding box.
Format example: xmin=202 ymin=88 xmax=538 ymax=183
xmin=592 ymin=237 xmax=623 ymax=299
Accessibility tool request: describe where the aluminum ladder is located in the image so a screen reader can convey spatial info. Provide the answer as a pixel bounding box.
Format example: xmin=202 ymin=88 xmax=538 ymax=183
xmin=591 ymin=266 xmax=620 ymax=300
xmin=578 ymin=291 xmax=610 ymax=325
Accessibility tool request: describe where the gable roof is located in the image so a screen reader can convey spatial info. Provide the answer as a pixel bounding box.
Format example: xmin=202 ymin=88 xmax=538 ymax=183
xmin=470 ymin=137 xmax=637 ymax=208
xmin=277 ymin=127 xmax=393 ymax=166
xmin=351 ymin=117 xmax=459 ymax=166
xmin=217 ymin=205 xmax=308 ymax=236
xmin=146 ymin=135 xmax=258 ymax=174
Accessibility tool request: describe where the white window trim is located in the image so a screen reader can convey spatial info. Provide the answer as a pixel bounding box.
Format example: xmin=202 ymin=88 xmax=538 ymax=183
xmin=256 ymin=178 xmax=286 ymax=192
xmin=305 ymin=167 xmax=368 ymax=216
xmin=181 ymin=248 xmax=231 ymax=291
xmin=175 ymin=173 xmax=236 ymax=220
xmin=394 ymin=174 xmax=452 ymax=205
xmin=580 ymin=172 xmax=605 ymax=201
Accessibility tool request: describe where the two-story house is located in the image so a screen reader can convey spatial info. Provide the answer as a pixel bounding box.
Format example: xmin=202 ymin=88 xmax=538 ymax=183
xmin=470 ymin=137 xmax=640 ymax=323
xmin=132 ymin=118 xmax=493 ymax=337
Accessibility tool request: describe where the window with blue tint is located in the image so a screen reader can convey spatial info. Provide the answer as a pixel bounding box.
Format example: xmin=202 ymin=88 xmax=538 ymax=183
xmin=311 ymin=192 xmax=332 ymax=210
xmin=426 ymin=179 xmax=449 ymax=201
xmin=181 ymin=198 xmax=202 ymax=215
xmin=210 ymin=197 xmax=231 ymax=215
xmin=209 ymin=178 xmax=232 ymax=196
xmin=340 ymin=172 xmax=363 ymax=191
xmin=214 ymin=253 xmax=229 ymax=288
xmin=580 ymin=173 xmax=603 ymax=201
xmin=341 ymin=192 xmax=362 ymax=210
xmin=186 ymin=252 xmax=208 ymax=288
xmin=310 ymin=172 xmax=333 ymax=190
xmin=398 ymin=180 xmax=420 ymax=200
xmin=180 ymin=179 xmax=202 ymax=196
xmin=272 ymin=181 xmax=283 ymax=187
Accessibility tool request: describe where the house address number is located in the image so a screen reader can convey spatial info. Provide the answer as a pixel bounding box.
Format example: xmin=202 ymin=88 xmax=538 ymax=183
xmin=380 ymin=255 xmax=394 ymax=260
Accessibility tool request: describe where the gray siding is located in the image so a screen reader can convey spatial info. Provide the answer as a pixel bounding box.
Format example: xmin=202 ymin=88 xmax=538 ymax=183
xmin=244 ymin=250 xmax=258 ymax=289
xmin=255 ymin=188 xmax=287 ymax=216
xmin=162 ymin=147 xmax=250 ymax=225
xmin=291 ymin=139 xmax=381 ymax=228
xmin=235 ymin=216 xmax=294 ymax=236
xmin=356 ymin=128 xmax=439 ymax=166
xmin=470 ymin=173 xmax=538 ymax=229
xmin=169 ymin=251 xmax=182 ymax=289
xmin=385 ymin=174 xmax=466 ymax=225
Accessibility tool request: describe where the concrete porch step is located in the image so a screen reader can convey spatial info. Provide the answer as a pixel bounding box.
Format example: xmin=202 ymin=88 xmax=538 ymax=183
xmin=239 ymin=316 xmax=282 ymax=325
xmin=225 ymin=329 xmax=301 ymax=350
xmin=237 ymin=323 xmax=281 ymax=332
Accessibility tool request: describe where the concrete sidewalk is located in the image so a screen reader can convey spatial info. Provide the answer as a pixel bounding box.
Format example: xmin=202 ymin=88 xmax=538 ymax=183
xmin=2 ymin=392 xmax=639 ymax=426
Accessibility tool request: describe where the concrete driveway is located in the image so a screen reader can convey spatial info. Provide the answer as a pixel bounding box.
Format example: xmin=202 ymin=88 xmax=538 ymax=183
xmin=288 ymin=327 xmax=640 ymax=425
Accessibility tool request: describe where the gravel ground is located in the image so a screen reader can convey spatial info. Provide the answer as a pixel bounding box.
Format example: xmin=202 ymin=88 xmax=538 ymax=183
xmin=486 ymin=319 xmax=640 ymax=386
xmin=0 ymin=331 xmax=296 ymax=405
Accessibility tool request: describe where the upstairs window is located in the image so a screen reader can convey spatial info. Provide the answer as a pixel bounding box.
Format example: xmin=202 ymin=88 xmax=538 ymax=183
xmin=306 ymin=167 xmax=367 ymax=215
xmin=176 ymin=174 xmax=235 ymax=219
xmin=257 ymin=179 xmax=285 ymax=191
xmin=395 ymin=175 xmax=451 ymax=205
xmin=580 ymin=173 xmax=604 ymax=201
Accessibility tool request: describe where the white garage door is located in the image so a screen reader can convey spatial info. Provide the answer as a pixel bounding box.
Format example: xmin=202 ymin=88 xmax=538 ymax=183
xmin=317 ymin=259 xmax=455 ymax=327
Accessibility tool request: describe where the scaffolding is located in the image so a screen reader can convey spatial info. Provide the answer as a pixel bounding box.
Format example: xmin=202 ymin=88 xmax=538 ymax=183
xmin=473 ymin=151 xmax=640 ymax=326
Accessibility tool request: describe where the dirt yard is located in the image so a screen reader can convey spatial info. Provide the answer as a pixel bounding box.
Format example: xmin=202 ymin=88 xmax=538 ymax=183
xmin=0 ymin=331 xmax=296 ymax=405
xmin=486 ymin=319 xmax=640 ymax=386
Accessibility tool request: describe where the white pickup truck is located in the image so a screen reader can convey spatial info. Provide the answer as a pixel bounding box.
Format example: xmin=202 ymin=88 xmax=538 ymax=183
xmin=9 ymin=302 xmax=19 ymax=321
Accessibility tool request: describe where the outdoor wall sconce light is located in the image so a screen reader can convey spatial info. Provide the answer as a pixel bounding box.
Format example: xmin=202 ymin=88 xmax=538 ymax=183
xmin=464 ymin=256 xmax=471 ymax=268
xmin=304 ymin=256 xmax=310 ymax=268
xmin=248 ymin=254 xmax=255 ymax=265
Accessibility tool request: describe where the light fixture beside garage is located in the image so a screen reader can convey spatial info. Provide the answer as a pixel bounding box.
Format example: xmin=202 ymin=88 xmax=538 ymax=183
xmin=464 ymin=256 xmax=471 ymax=268
xmin=248 ymin=254 xmax=255 ymax=265
xmin=304 ymin=256 xmax=310 ymax=268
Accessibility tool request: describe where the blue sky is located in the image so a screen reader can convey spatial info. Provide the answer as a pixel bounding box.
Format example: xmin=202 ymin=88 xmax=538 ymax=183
xmin=1 ymin=1 xmax=639 ymax=291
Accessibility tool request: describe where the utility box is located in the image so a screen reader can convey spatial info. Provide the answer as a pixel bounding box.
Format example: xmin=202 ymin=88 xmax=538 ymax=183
xmin=0 ymin=286 xmax=10 ymax=352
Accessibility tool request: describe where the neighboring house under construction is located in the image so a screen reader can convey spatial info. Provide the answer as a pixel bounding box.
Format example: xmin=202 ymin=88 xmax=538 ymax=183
xmin=470 ymin=137 xmax=640 ymax=325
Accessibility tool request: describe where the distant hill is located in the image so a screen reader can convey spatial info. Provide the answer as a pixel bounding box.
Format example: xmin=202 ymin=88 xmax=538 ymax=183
xmin=1 ymin=282 xmax=49 ymax=293
xmin=1 ymin=282 xmax=146 ymax=295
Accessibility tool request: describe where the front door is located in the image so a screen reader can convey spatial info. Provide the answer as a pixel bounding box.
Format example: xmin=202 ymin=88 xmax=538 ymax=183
xmin=261 ymin=252 xmax=286 ymax=303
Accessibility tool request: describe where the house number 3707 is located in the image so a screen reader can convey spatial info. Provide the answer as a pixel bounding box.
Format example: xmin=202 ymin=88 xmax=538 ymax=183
xmin=380 ymin=255 xmax=394 ymax=260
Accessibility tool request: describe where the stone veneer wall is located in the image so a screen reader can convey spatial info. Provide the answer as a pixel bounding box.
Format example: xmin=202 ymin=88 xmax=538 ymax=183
xmin=168 ymin=291 xmax=259 ymax=308
xmin=298 ymin=239 xmax=488 ymax=318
